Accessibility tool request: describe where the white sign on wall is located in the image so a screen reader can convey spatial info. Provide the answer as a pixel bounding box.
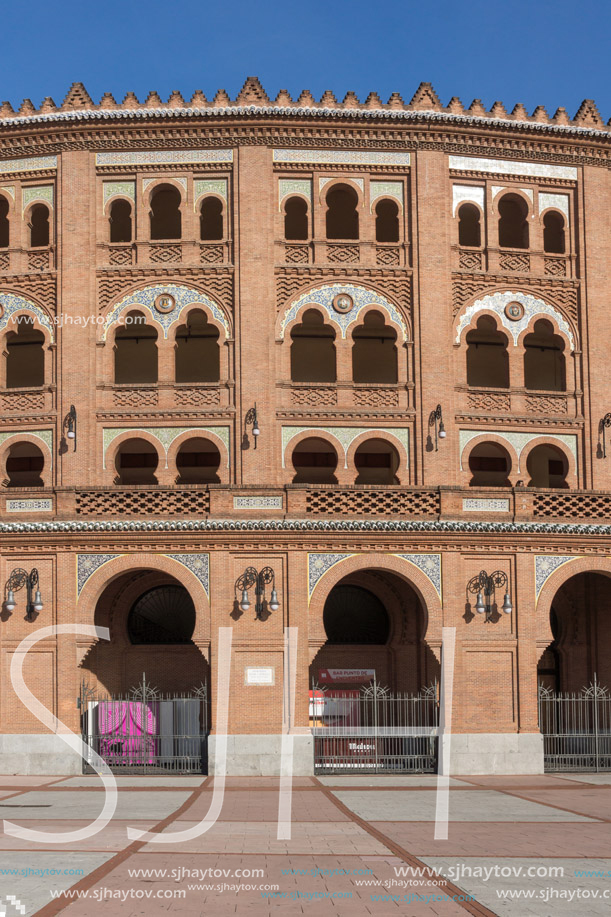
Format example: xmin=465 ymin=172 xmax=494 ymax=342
xmin=245 ymin=666 xmax=275 ymax=686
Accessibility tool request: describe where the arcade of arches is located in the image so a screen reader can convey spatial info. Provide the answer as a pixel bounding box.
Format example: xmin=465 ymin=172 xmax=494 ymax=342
xmin=1 ymin=549 xmax=610 ymax=776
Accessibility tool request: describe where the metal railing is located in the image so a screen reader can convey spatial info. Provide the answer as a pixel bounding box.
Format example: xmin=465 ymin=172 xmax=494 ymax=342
xmin=311 ymin=680 xmax=439 ymax=774
xmin=80 ymin=676 xmax=209 ymax=774
xmin=538 ymin=676 xmax=611 ymax=772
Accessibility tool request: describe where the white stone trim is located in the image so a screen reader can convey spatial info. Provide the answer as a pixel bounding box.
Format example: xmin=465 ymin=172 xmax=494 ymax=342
xmin=452 ymin=184 xmax=484 ymax=216
xmin=275 ymin=149 xmax=411 ymax=166
xmin=449 ymin=155 xmax=578 ymax=180
xmin=539 ymin=192 xmax=570 ymax=223
xmin=96 ymin=150 xmax=233 ymax=165
xmin=463 ymin=498 xmax=510 ymax=512
xmin=282 ymin=425 xmax=409 ymax=469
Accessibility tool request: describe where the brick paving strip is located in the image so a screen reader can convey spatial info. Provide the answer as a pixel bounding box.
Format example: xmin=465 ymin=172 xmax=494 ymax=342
xmin=478 ymin=785 xmax=611 ymax=822
xmin=311 ymin=778 xmax=498 ymax=917
xmin=27 ymin=777 xmax=214 ymax=917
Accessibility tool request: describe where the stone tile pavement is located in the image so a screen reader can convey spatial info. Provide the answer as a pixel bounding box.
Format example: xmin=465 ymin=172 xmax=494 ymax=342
xmin=0 ymin=773 xmax=609 ymax=915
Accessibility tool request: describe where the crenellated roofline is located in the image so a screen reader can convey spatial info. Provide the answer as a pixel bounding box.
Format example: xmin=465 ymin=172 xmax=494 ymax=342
xmin=0 ymin=78 xmax=607 ymax=138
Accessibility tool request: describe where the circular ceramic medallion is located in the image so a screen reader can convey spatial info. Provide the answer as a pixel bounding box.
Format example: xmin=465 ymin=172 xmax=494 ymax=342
xmin=504 ymin=301 xmax=525 ymax=321
xmin=154 ymin=293 xmax=176 ymax=314
xmin=332 ymin=293 xmax=354 ymax=314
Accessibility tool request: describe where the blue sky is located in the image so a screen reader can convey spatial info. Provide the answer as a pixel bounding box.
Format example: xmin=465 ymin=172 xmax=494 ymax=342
xmin=1 ymin=0 xmax=609 ymax=119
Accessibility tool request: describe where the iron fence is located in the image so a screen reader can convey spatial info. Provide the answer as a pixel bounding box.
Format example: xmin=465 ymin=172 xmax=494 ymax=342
xmin=311 ymin=681 xmax=439 ymax=774
xmin=80 ymin=675 xmax=209 ymax=774
xmin=538 ymin=677 xmax=611 ymax=772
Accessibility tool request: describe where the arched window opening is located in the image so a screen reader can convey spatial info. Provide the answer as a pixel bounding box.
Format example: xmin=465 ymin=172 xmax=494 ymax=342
xmin=375 ymin=199 xmax=399 ymax=243
xmin=498 ymin=193 xmax=529 ymax=249
xmin=523 ymin=319 xmax=566 ymax=392
xmin=115 ymin=438 xmax=159 ymax=485
xmin=30 ymin=205 xmax=49 ymax=248
xmin=325 ymin=184 xmax=359 ymax=240
xmin=352 ymin=310 xmax=398 ymax=384
xmin=175 ymin=310 xmax=220 ymax=383
xmin=543 ymin=211 xmax=565 ymax=254
xmin=200 ymin=197 xmax=223 ymax=241
xmin=150 ymin=185 xmax=181 ymax=240
xmin=290 ymin=309 xmax=336 ymax=382
xmin=354 ymin=438 xmax=399 ymax=485
xmin=176 ymin=437 xmax=221 ymax=484
xmin=458 ymin=203 xmax=481 ymax=247
xmin=5 ymin=442 xmax=44 ymax=487
xmin=109 ymin=199 xmax=132 ymax=243
xmin=0 ymin=196 xmax=9 ymax=248
xmin=128 ymin=585 xmax=196 ymax=645
xmin=114 ymin=312 xmax=158 ymax=384
xmin=468 ymin=441 xmax=511 ymax=487
xmin=323 ymin=584 xmax=390 ymax=644
xmin=284 ymin=196 xmax=308 ymax=241
xmin=6 ymin=324 xmax=45 ymax=388
xmin=526 ymin=444 xmax=569 ymax=489
xmin=291 ymin=437 xmax=338 ymax=484
xmin=466 ymin=316 xmax=509 ymax=388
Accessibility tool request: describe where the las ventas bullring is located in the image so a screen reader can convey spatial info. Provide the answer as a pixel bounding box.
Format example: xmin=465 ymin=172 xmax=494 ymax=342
xmin=0 ymin=76 xmax=609 ymax=779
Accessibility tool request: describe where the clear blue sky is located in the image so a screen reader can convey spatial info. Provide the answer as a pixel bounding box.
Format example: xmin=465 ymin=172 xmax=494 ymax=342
xmin=2 ymin=0 xmax=609 ymax=120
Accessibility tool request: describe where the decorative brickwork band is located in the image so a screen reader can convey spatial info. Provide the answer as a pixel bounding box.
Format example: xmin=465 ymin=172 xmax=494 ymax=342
xmin=0 ymin=156 xmax=57 ymax=174
xmin=96 ymin=150 xmax=233 ymax=166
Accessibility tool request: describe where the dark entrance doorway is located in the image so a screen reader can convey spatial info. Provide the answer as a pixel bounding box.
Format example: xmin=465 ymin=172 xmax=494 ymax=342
xmin=311 ymin=570 xmax=439 ymax=773
xmin=81 ymin=569 xmax=210 ymax=773
xmin=538 ymin=572 xmax=611 ymax=771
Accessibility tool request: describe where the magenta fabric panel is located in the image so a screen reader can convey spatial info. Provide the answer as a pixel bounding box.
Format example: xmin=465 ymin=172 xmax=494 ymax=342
xmin=96 ymin=700 xmax=158 ymax=763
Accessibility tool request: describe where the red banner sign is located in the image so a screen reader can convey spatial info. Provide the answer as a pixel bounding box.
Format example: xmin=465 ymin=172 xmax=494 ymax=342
xmin=318 ymin=668 xmax=375 ymax=684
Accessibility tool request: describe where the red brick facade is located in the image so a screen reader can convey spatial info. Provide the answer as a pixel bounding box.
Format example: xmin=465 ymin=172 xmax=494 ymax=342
xmin=0 ymin=78 xmax=609 ymax=773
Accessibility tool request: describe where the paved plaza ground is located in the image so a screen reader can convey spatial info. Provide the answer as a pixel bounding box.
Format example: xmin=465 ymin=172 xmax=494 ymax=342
xmin=1 ymin=773 xmax=611 ymax=915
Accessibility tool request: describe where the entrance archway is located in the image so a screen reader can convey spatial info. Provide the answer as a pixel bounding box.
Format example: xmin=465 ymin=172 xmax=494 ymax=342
xmin=308 ymin=558 xmax=441 ymax=773
xmin=78 ymin=563 xmax=210 ymax=774
xmin=538 ymin=572 xmax=611 ymax=692
xmin=311 ymin=569 xmax=438 ymax=692
xmin=537 ymin=568 xmax=611 ymax=771
xmin=82 ymin=568 xmax=208 ymax=694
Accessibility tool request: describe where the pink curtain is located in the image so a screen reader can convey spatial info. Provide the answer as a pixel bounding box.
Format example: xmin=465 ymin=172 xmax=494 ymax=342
xmin=97 ymin=701 xmax=158 ymax=764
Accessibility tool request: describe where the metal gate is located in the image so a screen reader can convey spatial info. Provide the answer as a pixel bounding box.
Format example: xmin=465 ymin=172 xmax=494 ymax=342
xmin=80 ymin=676 xmax=209 ymax=774
xmin=538 ymin=677 xmax=611 ymax=772
xmin=311 ymin=682 xmax=439 ymax=774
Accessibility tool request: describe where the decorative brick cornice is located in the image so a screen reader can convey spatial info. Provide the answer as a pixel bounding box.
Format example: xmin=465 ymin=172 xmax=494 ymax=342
xmin=0 ymin=80 xmax=608 ymax=137
xmin=0 ymin=517 xmax=611 ymax=536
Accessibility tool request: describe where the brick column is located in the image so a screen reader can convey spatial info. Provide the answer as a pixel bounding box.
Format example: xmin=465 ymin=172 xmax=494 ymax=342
xmin=412 ymin=151 xmax=457 ymax=486
xmin=235 ymin=147 xmax=277 ymax=485
xmin=57 ymin=151 xmax=97 ymax=487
